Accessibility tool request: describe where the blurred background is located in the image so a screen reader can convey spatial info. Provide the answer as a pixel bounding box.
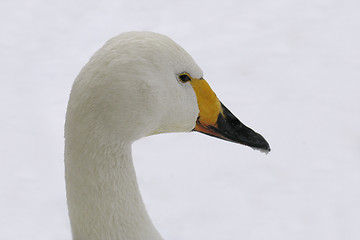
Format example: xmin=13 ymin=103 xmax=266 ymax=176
xmin=1 ymin=0 xmax=359 ymax=239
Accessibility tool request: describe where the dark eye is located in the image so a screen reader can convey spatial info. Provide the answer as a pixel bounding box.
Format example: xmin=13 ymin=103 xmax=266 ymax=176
xmin=179 ymin=73 xmax=191 ymax=83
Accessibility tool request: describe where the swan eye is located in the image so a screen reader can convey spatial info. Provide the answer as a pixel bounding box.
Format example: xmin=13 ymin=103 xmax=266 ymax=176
xmin=178 ymin=73 xmax=192 ymax=83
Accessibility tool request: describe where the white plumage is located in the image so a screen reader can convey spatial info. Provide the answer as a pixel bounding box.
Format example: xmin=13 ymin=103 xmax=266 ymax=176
xmin=65 ymin=31 xmax=269 ymax=240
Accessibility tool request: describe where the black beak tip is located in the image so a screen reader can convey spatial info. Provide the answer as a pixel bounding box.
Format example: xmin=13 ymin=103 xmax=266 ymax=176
xmin=218 ymin=102 xmax=271 ymax=154
xmin=238 ymin=130 xmax=271 ymax=154
xmin=251 ymin=138 xmax=271 ymax=154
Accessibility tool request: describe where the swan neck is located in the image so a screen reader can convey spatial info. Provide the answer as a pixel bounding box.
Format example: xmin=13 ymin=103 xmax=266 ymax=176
xmin=65 ymin=139 xmax=162 ymax=240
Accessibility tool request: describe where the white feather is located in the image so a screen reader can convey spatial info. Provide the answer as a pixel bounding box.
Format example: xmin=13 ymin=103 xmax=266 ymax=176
xmin=65 ymin=32 xmax=202 ymax=240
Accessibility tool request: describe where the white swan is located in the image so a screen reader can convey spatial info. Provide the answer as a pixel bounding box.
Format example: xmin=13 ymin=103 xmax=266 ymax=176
xmin=65 ymin=31 xmax=270 ymax=240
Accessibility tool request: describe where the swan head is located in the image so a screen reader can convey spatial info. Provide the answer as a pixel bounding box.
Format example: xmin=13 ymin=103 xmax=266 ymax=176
xmin=67 ymin=31 xmax=270 ymax=152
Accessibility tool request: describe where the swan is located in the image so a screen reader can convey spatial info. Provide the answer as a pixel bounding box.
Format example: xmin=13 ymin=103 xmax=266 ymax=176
xmin=65 ymin=31 xmax=270 ymax=240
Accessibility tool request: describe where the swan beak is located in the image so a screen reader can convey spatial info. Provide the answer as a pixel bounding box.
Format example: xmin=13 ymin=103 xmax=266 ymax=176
xmin=190 ymin=78 xmax=271 ymax=153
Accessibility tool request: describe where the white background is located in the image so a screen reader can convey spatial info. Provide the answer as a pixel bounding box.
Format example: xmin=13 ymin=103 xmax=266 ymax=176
xmin=1 ymin=0 xmax=359 ymax=239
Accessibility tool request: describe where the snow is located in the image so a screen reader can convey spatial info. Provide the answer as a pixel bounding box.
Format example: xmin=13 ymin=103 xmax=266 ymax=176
xmin=1 ymin=0 xmax=359 ymax=239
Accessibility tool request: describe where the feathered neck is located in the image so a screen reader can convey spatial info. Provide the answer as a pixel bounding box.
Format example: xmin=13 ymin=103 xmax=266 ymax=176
xmin=65 ymin=136 xmax=162 ymax=240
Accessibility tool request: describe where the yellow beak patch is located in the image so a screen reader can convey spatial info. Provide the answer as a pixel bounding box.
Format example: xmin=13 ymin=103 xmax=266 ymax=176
xmin=190 ymin=78 xmax=222 ymax=128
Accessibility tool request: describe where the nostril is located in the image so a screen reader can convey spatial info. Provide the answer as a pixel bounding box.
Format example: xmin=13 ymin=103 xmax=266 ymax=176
xmin=230 ymin=118 xmax=240 ymax=126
